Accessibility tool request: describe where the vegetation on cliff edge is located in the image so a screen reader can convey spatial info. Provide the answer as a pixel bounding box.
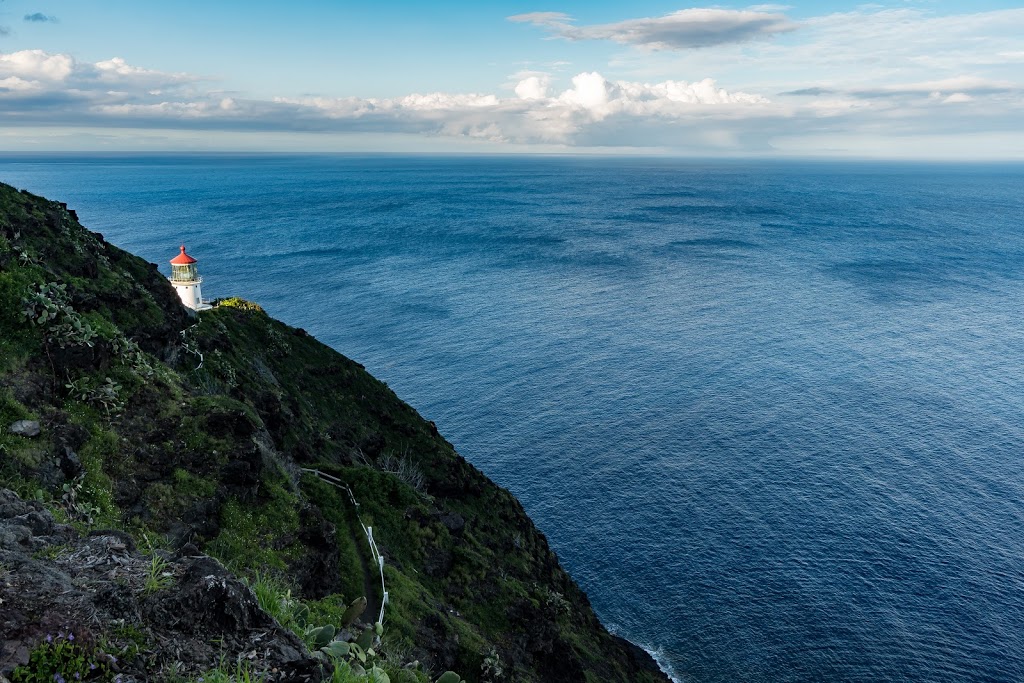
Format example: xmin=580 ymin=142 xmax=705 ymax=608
xmin=0 ymin=182 xmax=668 ymax=683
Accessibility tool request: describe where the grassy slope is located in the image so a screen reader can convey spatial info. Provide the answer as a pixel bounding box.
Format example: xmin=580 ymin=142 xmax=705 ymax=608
xmin=0 ymin=182 xmax=667 ymax=683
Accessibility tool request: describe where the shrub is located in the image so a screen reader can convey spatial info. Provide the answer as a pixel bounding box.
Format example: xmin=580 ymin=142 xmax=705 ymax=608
xmin=10 ymin=631 xmax=115 ymax=683
xmin=216 ymin=298 xmax=265 ymax=314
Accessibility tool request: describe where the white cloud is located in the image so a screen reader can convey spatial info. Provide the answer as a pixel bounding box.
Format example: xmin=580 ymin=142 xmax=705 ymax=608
xmin=0 ymin=76 xmax=40 ymax=91
xmin=0 ymin=49 xmax=74 ymax=81
xmin=559 ymin=72 xmax=611 ymax=110
xmin=515 ymin=74 xmax=551 ymax=100
xmin=0 ymin=50 xmax=198 ymax=102
xmin=87 ymin=57 xmax=196 ymax=90
xmin=270 ymin=72 xmax=769 ymax=144
xmin=93 ymin=101 xmax=231 ymax=118
xmin=942 ymin=93 xmax=973 ymax=103
xmin=509 ymin=8 xmax=797 ymax=50
xmin=95 ymin=57 xmax=152 ymax=76
xmin=633 ymin=78 xmax=768 ymax=105
xmin=399 ymin=92 xmax=500 ymax=109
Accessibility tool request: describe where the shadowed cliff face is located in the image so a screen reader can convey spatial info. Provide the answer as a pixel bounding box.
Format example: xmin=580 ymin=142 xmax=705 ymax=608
xmin=0 ymin=182 xmax=669 ymax=683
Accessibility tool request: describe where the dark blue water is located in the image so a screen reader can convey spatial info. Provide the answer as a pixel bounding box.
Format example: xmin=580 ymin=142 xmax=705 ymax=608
xmin=3 ymin=155 xmax=1024 ymax=682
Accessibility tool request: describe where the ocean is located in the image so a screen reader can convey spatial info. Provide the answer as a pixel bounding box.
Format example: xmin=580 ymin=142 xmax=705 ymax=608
xmin=3 ymin=154 xmax=1023 ymax=682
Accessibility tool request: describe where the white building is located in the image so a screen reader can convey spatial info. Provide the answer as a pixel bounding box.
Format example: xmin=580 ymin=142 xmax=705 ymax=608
xmin=169 ymin=245 xmax=212 ymax=311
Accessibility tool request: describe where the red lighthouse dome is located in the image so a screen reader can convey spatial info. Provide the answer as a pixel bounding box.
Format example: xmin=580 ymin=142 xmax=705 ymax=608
xmin=170 ymin=245 xmax=197 ymax=265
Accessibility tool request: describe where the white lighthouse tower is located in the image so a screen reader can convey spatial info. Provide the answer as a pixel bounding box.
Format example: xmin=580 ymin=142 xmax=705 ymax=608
xmin=169 ymin=245 xmax=211 ymax=311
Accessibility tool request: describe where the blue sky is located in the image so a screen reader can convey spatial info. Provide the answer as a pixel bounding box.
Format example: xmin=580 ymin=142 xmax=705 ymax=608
xmin=2 ymin=0 xmax=1023 ymax=157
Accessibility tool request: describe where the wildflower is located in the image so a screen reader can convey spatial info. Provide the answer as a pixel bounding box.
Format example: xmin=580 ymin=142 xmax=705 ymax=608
xmin=90 ymin=664 xmax=97 ymax=671
xmin=46 ymin=634 xmax=53 ymax=643
xmin=75 ymin=675 xmax=81 ymax=681
xmin=68 ymin=633 xmax=75 ymax=642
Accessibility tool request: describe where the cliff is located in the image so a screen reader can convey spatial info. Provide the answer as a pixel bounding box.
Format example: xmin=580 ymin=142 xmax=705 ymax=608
xmin=0 ymin=182 xmax=669 ymax=683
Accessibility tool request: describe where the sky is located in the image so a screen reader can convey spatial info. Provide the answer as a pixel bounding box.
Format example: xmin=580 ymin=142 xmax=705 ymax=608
xmin=1 ymin=0 xmax=1023 ymax=158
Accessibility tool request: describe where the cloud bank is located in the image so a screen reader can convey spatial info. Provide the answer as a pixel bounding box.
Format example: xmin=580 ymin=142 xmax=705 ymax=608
xmin=1 ymin=0 xmax=1023 ymax=160
xmin=508 ymin=8 xmax=797 ymax=50
xmin=0 ymin=49 xmax=776 ymax=148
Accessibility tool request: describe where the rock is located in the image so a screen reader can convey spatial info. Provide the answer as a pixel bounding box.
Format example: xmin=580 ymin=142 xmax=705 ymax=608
xmin=7 ymin=421 xmax=40 ymax=438
xmin=175 ymin=541 xmax=201 ymax=558
xmin=0 ymin=524 xmax=31 ymax=550
xmin=14 ymin=511 xmax=53 ymax=537
xmin=87 ymin=529 xmax=137 ymax=553
xmin=153 ymin=556 xmax=270 ymax=634
xmin=0 ymin=502 xmax=33 ymax=520
xmin=60 ymin=446 xmax=83 ymax=477
xmin=439 ymin=512 xmax=465 ymax=533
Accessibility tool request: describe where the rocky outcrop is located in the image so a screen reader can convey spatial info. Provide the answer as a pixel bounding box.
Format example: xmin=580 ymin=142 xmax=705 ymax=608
xmin=0 ymin=489 xmax=323 ymax=681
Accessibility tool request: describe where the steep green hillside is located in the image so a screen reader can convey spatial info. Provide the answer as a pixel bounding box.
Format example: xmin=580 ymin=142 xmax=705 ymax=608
xmin=0 ymin=183 xmax=668 ymax=683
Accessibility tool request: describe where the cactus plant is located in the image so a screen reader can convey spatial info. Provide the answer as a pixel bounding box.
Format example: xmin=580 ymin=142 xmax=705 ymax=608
xmin=293 ymin=603 xmax=310 ymax=628
xmin=355 ymin=625 xmax=375 ymax=650
xmin=341 ymin=596 xmax=367 ymax=626
xmin=435 ymin=673 xmax=465 ymax=683
xmin=306 ymin=624 xmax=335 ymax=648
xmin=321 ymin=640 xmax=350 ymax=659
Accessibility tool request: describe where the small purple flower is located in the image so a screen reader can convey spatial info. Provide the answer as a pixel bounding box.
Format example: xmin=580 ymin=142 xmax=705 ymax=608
xmin=68 ymin=633 xmax=75 ymax=642
xmin=74 ymin=674 xmax=81 ymax=680
xmin=90 ymin=664 xmax=97 ymax=671
xmin=54 ymin=675 xmax=65 ymax=683
xmin=46 ymin=634 xmax=53 ymax=643
xmin=109 ymin=655 xmax=118 ymax=663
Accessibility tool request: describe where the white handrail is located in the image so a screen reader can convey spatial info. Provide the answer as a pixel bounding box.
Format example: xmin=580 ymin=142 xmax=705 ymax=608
xmin=300 ymin=467 xmax=388 ymax=625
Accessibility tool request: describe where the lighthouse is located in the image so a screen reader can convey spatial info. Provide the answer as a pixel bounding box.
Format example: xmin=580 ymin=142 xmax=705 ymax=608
xmin=169 ymin=245 xmax=211 ymax=311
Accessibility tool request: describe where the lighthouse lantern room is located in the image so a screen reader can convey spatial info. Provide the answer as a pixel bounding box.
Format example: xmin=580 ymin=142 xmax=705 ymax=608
xmin=169 ymin=245 xmax=211 ymax=311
